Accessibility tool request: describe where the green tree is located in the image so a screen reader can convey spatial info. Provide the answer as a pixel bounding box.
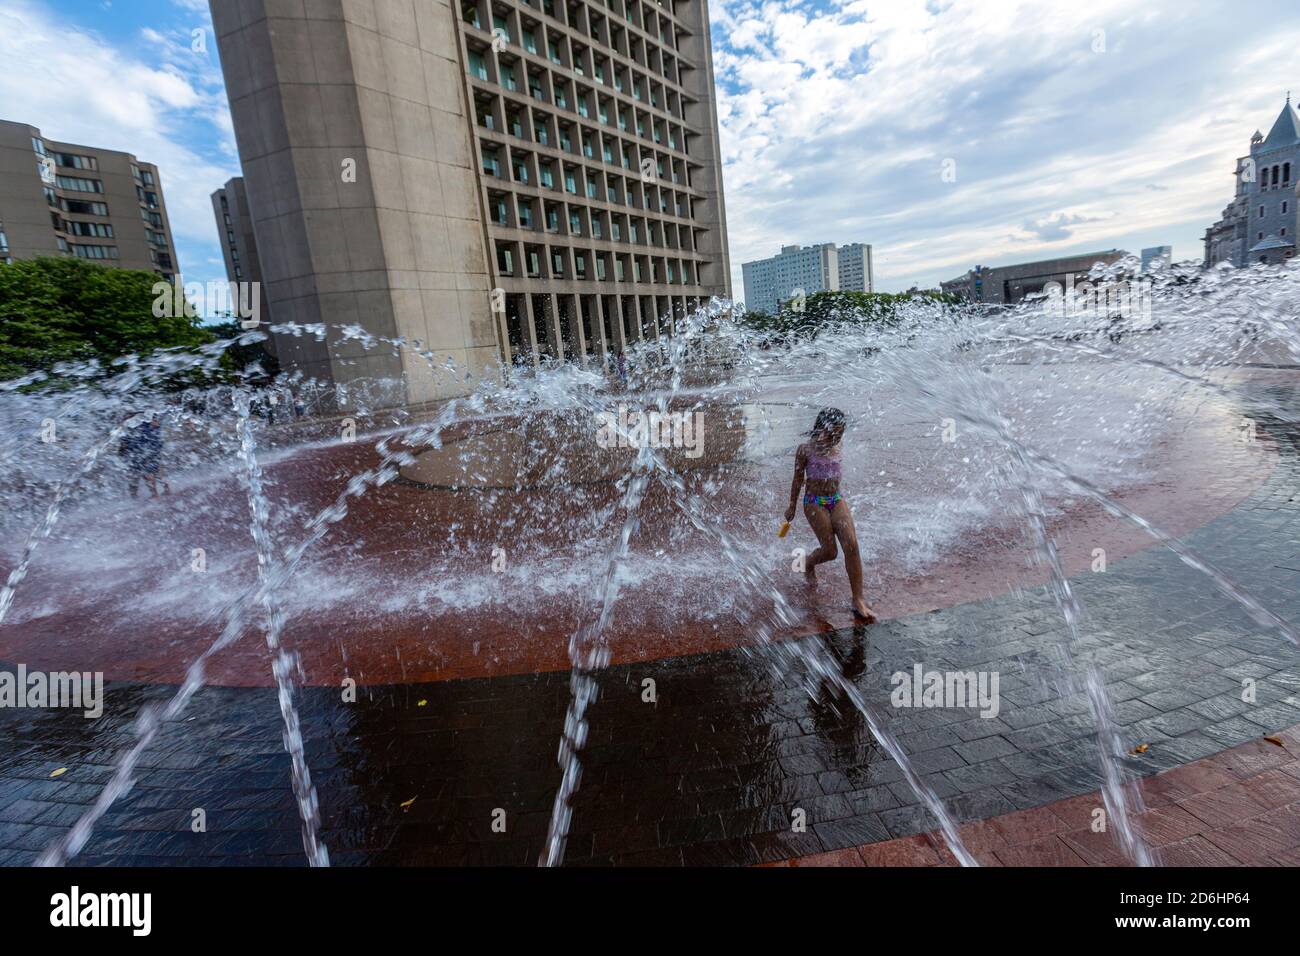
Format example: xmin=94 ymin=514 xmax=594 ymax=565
xmin=738 ymin=290 xmax=957 ymax=343
xmin=0 ymin=256 xmax=214 ymax=382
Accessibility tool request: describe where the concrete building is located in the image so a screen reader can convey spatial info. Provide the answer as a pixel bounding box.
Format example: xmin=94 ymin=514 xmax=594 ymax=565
xmin=0 ymin=120 xmax=179 ymax=279
xmin=209 ymin=0 xmax=731 ymax=408
xmin=941 ymin=250 xmax=1127 ymax=305
xmin=212 ymin=177 xmax=276 ymax=358
xmin=1204 ymin=96 xmax=1300 ymax=268
xmin=741 ymin=243 xmax=838 ymax=315
xmin=836 ymin=242 xmax=873 ymax=293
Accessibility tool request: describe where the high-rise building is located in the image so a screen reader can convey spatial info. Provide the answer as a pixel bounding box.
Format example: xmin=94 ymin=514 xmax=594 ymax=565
xmin=212 ymin=177 xmax=276 ymax=357
xmin=1204 ymin=96 xmax=1300 ymax=268
xmin=941 ymin=250 xmax=1127 ymax=305
xmin=836 ymin=242 xmax=873 ymax=293
xmin=0 ymin=120 xmax=179 ymax=279
xmin=741 ymin=243 xmax=839 ymax=315
xmin=210 ymin=0 xmax=731 ymax=408
xmin=1140 ymin=245 xmax=1172 ymax=271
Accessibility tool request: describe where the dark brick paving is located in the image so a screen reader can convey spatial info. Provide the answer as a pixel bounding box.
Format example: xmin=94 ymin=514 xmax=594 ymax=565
xmin=3 ymin=379 xmax=1300 ymax=866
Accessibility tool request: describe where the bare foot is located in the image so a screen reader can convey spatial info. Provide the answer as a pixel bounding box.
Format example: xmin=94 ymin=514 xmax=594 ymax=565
xmin=852 ymin=598 xmax=877 ymax=623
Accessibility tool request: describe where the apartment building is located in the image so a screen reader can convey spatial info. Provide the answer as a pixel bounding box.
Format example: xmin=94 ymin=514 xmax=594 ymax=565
xmin=0 ymin=120 xmax=179 ymax=279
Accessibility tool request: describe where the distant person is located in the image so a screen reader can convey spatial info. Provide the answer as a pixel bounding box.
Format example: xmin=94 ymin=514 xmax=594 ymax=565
xmin=616 ymin=351 xmax=628 ymax=388
xmin=120 ymin=412 xmax=169 ymax=498
xmin=784 ymin=407 xmax=876 ymax=622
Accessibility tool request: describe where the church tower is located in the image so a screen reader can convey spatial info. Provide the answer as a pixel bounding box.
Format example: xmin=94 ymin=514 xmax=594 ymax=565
xmin=1205 ymin=95 xmax=1300 ymax=267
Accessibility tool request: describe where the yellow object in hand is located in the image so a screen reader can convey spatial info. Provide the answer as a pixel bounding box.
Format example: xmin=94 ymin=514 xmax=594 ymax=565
xmin=778 ymin=520 xmax=791 ymax=538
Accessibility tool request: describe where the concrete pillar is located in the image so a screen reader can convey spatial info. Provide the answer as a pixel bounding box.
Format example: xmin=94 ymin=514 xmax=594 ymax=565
xmin=521 ymin=293 xmax=541 ymax=365
xmin=544 ymin=293 xmax=564 ymax=361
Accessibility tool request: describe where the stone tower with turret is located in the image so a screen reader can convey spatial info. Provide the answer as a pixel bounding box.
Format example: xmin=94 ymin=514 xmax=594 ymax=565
xmin=1205 ymin=96 xmax=1300 ymax=267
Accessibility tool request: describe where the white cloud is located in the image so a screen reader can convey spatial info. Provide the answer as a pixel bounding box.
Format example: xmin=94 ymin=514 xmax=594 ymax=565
xmin=714 ymin=0 xmax=1300 ymax=292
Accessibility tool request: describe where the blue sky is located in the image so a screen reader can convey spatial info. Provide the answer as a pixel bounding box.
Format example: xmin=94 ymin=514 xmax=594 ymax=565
xmin=1 ymin=0 xmax=1297 ymax=297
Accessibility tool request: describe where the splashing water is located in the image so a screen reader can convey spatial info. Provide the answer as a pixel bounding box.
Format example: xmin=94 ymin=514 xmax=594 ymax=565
xmin=4 ymin=255 xmax=1300 ymax=867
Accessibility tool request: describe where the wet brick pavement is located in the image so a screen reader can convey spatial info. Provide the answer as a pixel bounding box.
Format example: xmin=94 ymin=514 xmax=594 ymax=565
xmin=3 ymin=380 xmax=1300 ymax=866
xmin=767 ymin=725 xmax=1300 ymax=866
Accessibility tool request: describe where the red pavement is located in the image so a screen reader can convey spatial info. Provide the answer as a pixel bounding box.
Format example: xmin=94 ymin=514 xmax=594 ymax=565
xmin=0 ymin=393 xmax=1276 ymax=687
xmin=764 ymin=724 xmax=1300 ymax=866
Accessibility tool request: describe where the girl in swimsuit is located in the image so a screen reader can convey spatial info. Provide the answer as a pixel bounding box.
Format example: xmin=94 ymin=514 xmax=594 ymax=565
xmin=784 ymin=407 xmax=877 ymax=622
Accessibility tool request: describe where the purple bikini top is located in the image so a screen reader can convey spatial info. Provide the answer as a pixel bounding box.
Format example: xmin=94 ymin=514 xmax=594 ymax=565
xmin=804 ymin=444 xmax=842 ymax=481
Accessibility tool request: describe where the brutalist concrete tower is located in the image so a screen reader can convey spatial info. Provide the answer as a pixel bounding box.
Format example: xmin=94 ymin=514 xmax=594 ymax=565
xmin=210 ymin=0 xmax=731 ymax=408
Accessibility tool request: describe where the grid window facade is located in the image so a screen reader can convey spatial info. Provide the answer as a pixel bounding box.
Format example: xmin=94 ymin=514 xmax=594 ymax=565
xmin=458 ymin=0 xmax=728 ymax=364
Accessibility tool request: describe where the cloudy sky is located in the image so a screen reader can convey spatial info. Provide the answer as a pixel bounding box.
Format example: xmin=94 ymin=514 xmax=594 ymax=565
xmin=1 ymin=0 xmax=1297 ymax=297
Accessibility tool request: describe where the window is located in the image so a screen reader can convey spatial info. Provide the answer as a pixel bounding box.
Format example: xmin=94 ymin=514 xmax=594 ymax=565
xmin=569 ymin=210 xmax=582 ymax=234
xmin=62 ymin=198 xmax=108 ymax=216
xmin=497 ymin=245 xmax=514 ymax=275
xmin=1260 ymin=205 xmax=1265 ymax=218
xmin=523 ymin=29 xmax=537 ymax=53
xmin=482 ymin=147 xmax=501 ymax=177
xmin=1284 ymin=201 xmax=1290 ymax=214
xmin=66 ymin=220 xmax=114 ymax=238
xmin=501 ymin=64 xmax=518 ymax=91
xmin=469 ymin=50 xmax=489 ymax=80
xmin=55 ymin=152 xmax=97 ymax=170
xmin=57 ymin=175 xmax=104 ymax=193
xmin=71 ymin=243 xmax=119 ymax=260
xmin=539 ymin=162 xmax=554 ymax=188
xmin=519 ymin=202 xmax=534 ymax=228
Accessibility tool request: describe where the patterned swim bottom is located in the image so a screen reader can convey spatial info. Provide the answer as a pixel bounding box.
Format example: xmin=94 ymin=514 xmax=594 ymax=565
xmin=803 ymin=492 xmax=843 ymax=511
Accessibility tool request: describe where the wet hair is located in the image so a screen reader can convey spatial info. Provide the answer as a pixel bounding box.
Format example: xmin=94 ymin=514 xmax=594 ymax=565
xmin=811 ymin=407 xmax=846 ymax=440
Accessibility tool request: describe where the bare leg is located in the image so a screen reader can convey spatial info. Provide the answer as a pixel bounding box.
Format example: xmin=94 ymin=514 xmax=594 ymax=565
xmin=830 ymin=499 xmax=875 ymax=622
xmin=802 ymin=501 xmax=838 ymax=586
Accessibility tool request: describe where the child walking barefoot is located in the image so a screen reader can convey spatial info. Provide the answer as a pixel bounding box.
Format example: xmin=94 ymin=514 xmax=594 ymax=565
xmin=784 ymin=407 xmax=877 ymax=622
